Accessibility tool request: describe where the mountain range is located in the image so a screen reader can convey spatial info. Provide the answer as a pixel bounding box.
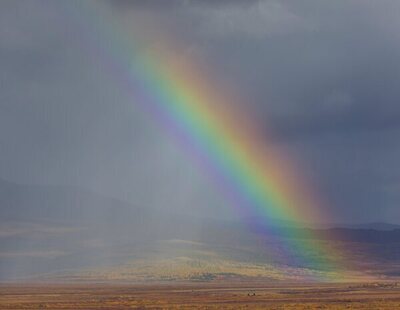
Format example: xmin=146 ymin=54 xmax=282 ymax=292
xmin=0 ymin=179 xmax=399 ymax=282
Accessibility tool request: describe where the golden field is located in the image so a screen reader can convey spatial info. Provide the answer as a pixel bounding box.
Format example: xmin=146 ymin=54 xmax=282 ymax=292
xmin=1 ymin=282 xmax=399 ymax=309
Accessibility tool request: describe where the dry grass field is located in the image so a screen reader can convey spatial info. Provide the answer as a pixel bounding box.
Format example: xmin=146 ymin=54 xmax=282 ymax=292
xmin=1 ymin=282 xmax=399 ymax=309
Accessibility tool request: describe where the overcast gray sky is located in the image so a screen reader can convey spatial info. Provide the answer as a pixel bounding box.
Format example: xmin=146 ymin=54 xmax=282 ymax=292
xmin=0 ymin=0 xmax=399 ymax=223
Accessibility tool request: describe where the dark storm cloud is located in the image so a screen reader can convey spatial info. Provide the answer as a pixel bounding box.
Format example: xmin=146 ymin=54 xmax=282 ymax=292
xmin=0 ymin=0 xmax=226 ymax=218
xmin=0 ymin=0 xmax=399 ymax=222
xmin=106 ymin=0 xmax=400 ymax=222
xmin=108 ymin=0 xmax=258 ymax=9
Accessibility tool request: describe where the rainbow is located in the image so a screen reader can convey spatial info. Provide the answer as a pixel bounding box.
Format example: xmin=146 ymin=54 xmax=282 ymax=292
xmin=64 ymin=1 xmax=351 ymax=280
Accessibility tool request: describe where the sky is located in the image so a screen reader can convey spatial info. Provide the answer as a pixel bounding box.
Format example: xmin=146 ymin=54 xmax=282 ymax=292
xmin=0 ymin=0 xmax=399 ymax=224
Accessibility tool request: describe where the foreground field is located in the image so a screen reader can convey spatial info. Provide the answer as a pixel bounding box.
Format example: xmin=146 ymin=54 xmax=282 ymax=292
xmin=1 ymin=282 xmax=399 ymax=309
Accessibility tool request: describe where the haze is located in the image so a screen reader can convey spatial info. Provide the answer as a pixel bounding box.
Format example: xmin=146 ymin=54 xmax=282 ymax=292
xmin=1 ymin=0 xmax=400 ymax=283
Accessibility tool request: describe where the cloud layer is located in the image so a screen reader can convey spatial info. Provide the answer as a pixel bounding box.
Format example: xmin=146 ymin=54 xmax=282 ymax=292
xmin=0 ymin=0 xmax=399 ymax=223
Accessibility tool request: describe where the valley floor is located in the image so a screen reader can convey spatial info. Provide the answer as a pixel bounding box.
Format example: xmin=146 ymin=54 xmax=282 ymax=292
xmin=1 ymin=282 xmax=400 ymax=309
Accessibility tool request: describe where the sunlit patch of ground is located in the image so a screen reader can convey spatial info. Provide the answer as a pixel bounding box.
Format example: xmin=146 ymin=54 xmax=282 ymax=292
xmin=68 ymin=256 xmax=361 ymax=283
xmin=44 ymin=239 xmax=370 ymax=283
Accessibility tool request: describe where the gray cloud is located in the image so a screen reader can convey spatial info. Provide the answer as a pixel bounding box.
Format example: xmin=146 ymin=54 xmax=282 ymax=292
xmin=187 ymin=1 xmax=312 ymax=38
xmin=0 ymin=0 xmax=399 ymax=223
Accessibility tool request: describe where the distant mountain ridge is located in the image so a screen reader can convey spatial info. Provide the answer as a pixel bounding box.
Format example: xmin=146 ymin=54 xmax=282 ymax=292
xmin=0 ymin=178 xmax=144 ymax=223
xmin=337 ymin=222 xmax=400 ymax=231
xmin=1 ymin=178 xmax=399 ymax=230
xmin=0 ymin=178 xmax=399 ymax=281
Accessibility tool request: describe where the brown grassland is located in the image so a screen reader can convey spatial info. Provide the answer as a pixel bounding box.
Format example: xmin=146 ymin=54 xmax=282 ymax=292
xmin=1 ymin=282 xmax=399 ymax=309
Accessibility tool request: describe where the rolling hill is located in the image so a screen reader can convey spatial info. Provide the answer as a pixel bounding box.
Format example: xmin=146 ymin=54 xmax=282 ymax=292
xmin=0 ymin=179 xmax=399 ymax=282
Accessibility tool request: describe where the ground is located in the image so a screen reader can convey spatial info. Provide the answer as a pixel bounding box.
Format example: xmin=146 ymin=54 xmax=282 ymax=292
xmin=1 ymin=282 xmax=399 ymax=309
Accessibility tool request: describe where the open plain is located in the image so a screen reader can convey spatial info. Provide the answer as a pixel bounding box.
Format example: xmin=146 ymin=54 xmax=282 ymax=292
xmin=1 ymin=282 xmax=400 ymax=309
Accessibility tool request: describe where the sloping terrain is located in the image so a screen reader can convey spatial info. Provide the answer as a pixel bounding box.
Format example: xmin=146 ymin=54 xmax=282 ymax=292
xmin=0 ymin=179 xmax=399 ymax=282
